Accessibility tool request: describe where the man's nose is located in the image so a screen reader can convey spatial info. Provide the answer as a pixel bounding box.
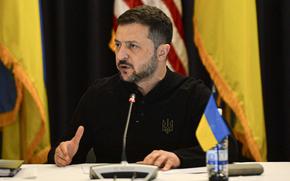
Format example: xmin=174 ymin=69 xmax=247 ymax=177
xmin=116 ymin=45 xmax=129 ymax=60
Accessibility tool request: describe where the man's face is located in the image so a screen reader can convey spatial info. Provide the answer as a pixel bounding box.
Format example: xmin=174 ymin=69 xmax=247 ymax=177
xmin=115 ymin=23 xmax=158 ymax=83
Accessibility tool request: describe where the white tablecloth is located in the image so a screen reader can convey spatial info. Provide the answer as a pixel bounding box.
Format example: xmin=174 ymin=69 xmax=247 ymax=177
xmin=2 ymin=162 xmax=290 ymax=181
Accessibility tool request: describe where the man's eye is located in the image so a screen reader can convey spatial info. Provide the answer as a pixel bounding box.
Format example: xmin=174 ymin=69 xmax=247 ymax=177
xmin=115 ymin=42 xmax=121 ymax=49
xmin=129 ymin=44 xmax=138 ymax=49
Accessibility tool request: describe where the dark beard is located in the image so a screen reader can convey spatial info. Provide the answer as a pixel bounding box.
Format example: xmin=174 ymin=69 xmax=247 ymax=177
xmin=119 ymin=52 xmax=158 ymax=83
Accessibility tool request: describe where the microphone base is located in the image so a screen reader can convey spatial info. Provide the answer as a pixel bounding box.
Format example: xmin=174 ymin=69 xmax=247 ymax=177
xmin=89 ymin=163 xmax=158 ymax=180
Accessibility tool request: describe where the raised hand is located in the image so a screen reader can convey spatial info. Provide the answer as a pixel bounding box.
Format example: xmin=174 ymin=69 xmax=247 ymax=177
xmin=54 ymin=126 xmax=84 ymax=167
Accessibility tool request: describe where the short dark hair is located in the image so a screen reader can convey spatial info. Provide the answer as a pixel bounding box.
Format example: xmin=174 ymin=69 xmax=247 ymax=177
xmin=117 ymin=5 xmax=173 ymax=48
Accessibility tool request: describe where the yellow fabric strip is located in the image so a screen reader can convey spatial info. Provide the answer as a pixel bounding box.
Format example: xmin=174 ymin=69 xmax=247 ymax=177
xmin=193 ymin=0 xmax=267 ymax=161
xmin=0 ymin=0 xmax=50 ymax=163
xmin=196 ymin=114 xmax=218 ymax=151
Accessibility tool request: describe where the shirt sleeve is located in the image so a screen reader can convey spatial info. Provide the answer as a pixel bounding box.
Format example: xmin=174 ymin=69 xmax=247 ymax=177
xmin=47 ymin=82 xmax=98 ymax=164
xmin=173 ymin=135 xmax=239 ymax=168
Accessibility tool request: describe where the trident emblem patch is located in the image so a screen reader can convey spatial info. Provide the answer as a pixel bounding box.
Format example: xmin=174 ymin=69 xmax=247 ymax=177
xmin=162 ymin=119 xmax=174 ymax=134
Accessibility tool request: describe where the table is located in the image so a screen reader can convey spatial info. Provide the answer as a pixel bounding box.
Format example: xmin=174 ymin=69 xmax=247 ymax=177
xmin=3 ymin=162 xmax=290 ymax=180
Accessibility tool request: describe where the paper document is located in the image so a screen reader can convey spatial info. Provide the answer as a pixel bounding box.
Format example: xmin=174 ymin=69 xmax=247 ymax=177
xmin=160 ymin=166 xmax=206 ymax=175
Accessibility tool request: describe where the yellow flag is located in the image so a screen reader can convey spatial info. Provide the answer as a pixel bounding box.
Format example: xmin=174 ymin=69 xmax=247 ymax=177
xmin=0 ymin=0 xmax=50 ymax=163
xmin=194 ymin=0 xmax=267 ymax=161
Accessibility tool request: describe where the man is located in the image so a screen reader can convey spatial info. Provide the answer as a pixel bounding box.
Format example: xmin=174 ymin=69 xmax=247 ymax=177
xmin=48 ymin=5 xmax=211 ymax=170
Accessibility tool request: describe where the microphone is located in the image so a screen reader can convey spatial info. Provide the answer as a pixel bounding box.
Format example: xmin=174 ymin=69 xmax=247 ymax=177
xmin=121 ymin=93 xmax=135 ymax=163
xmin=89 ymin=94 xmax=158 ymax=180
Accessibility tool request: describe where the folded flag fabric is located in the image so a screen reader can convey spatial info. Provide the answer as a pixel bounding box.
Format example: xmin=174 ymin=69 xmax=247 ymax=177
xmin=196 ymin=95 xmax=230 ymax=151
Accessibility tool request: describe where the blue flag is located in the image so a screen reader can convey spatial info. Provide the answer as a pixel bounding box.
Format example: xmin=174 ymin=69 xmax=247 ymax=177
xmin=196 ymin=95 xmax=230 ymax=151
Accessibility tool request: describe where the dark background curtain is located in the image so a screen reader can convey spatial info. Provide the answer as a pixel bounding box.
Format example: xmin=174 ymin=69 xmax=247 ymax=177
xmin=42 ymin=0 xmax=116 ymax=145
xmin=256 ymin=0 xmax=290 ymax=161
xmin=41 ymin=0 xmax=290 ymax=161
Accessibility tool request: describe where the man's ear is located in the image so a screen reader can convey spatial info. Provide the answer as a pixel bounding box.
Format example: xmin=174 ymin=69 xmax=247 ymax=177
xmin=157 ymin=44 xmax=170 ymax=61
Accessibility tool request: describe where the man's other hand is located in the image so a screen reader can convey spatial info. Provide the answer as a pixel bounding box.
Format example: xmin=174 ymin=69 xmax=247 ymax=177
xmin=139 ymin=150 xmax=181 ymax=171
xmin=54 ymin=126 xmax=84 ymax=167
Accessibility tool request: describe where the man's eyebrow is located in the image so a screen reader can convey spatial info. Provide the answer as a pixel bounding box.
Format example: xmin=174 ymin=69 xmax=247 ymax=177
xmin=114 ymin=39 xmax=139 ymax=44
xmin=125 ymin=40 xmax=139 ymax=44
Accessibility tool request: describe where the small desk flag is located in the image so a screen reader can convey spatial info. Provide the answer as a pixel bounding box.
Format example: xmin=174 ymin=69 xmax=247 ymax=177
xmin=196 ymin=95 xmax=230 ymax=151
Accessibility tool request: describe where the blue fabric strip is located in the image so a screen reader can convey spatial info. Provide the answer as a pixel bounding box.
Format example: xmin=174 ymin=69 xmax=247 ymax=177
xmin=0 ymin=61 xmax=16 ymax=112
xmin=204 ymin=95 xmax=230 ymax=142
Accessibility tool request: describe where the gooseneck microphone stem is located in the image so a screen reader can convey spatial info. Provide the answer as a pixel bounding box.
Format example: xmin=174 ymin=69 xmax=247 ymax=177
xmin=121 ymin=93 xmax=136 ymax=163
xmin=89 ymin=93 xmax=158 ymax=180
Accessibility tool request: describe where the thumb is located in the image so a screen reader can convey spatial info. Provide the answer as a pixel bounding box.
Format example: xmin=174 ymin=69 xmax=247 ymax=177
xmin=71 ymin=126 xmax=84 ymax=145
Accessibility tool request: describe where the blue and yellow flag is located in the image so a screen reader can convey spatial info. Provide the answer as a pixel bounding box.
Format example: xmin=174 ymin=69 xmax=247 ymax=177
xmin=196 ymin=95 xmax=230 ymax=151
xmin=0 ymin=0 xmax=50 ymax=163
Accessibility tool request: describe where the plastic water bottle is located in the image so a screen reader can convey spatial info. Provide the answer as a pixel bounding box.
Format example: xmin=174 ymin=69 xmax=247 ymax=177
xmin=206 ymin=108 xmax=229 ymax=181
xmin=206 ymin=137 xmax=229 ymax=181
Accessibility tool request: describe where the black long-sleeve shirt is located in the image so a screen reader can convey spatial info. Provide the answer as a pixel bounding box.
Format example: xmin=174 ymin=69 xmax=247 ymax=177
xmin=48 ymin=69 xmax=214 ymax=167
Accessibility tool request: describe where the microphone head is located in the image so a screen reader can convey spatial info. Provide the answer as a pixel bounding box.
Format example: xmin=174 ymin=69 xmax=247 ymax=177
xmin=128 ymin=94 xmax=136 ymax=103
